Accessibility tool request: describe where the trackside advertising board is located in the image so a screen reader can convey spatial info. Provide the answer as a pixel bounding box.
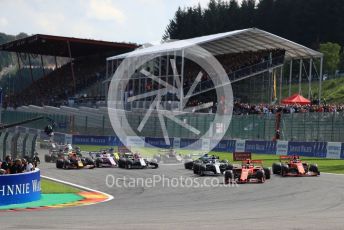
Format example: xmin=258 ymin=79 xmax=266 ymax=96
xmin=72 ymin=135 xmax=119 ymax=146
xmin=233 ymin=152 xmax=252 ymax=161
xmin=326 ymin=142 xmax=341 ymax=159
xmin=276 ymin=140 xmax=288 ymax=155
xmin=235 ymin=139 xmax=246 ymax=152
xmin=288 ymin=141 xmax=327 ymax=158
xmin=245 ymin=140 xmax=276 ymax=154
xmin=0 ymin=169 xmax=41 ymax=205
xmin=68 ymin=136 xmax=335 ymax=158
xmin=32 ymin=130 xmax=344 ymax=159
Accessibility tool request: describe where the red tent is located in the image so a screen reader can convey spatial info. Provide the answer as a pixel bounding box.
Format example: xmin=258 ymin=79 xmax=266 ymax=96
xmin=281 ymin=93 xmax=311 ymax=105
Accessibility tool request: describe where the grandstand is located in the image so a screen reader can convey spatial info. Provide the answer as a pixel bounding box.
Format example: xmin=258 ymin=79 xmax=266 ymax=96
xmin=0 ymin=34 xmax=138 ymax=107
xmin=106 ymin=28 xmax=323 ymax=109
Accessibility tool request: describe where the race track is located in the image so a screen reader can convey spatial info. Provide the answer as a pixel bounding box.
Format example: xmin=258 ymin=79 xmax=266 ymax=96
xmin=1 ymin=150 xmax=344 ymax=230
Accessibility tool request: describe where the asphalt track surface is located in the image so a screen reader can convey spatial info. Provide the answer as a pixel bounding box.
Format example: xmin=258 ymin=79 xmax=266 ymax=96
xmin=2 ymin=150 xmax=344 ymax=230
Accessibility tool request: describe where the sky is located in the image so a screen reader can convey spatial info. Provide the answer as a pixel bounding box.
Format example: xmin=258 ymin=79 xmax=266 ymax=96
xmin=0 ymin=0 xmax=244 ymax=44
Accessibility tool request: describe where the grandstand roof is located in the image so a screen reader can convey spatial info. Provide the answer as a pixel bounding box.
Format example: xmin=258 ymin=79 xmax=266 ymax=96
xmin=107 ymin=28 xmax=322 ymax=61
xmin=0 ymin=34 xmax=138 ymax=58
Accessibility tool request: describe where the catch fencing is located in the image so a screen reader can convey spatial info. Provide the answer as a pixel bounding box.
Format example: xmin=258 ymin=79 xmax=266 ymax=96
xmin=3 ymin=110 xmax=344 ymax=142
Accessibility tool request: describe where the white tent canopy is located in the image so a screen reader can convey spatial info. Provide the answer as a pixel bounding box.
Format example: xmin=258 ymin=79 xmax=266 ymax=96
xmin=107 ymin=28 xmax=322 ymax=61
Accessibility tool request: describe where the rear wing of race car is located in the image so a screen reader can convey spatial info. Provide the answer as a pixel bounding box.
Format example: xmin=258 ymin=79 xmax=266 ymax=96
xmin=241 ymin=159 xmax=264 ymax=165
xmin=279 ymin=155 xmax=300 ymax=161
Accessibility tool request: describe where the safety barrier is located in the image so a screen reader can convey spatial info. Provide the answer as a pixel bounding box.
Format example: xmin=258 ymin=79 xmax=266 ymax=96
xmin=0 ymin=127 xmax=38 ymax=161
xmin=10 ymin=125 xmax=340 ymax=159
xmin=6 ymin=110 xmax=344 ymax=142
xmin=0 ymin=169 xmax=41 ymax=205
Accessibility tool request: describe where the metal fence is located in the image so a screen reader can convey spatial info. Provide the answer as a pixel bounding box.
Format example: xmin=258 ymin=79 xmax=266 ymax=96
xmin=2 ymin=110 xmax=344 ymax=142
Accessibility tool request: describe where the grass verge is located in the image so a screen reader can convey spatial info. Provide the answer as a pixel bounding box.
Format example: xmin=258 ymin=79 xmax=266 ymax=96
xmin=214 ymin=152 xmax=344 ymax=174
xmin=41 ymin=178 xmax=81 ymax=194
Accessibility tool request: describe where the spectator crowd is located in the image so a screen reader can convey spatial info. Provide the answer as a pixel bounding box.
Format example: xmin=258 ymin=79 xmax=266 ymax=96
xmin=0 ymin=155 xmax=39 ymax=175
xmin=232 ymin=102 xmax=344 ymax=115
xmin=6 ymin=54 xmax=107 ymax=108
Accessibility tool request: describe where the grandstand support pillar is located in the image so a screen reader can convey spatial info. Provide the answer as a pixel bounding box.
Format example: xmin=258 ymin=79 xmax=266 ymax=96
xmin=319 ymin=57 xmax=323 ymax=103
xmin=111 ymin=60 xmax=114 ymax=78
xmin=308 ymin=59 xmax=313 ymax=99
xmin=28 ymin=54 xmax=34 ymax=83
xmin=40 ymin=55 xmax=45 ymax=77
xmin=54 ymin=56 xmax=58 ymax=69
xmin=279 ymin=66 xmax=283 ymax=103
xmin=16 ymin=52 xmax=22 ymax=79
xmin=173 ymin=51 xmax=177 ymax=105
xmin=106 ymin=59 xmax=109 ymax=79
xmin=166 ymin=53 xmax=170 ymax=109
xmin=179 ymin=49 xmax=185 ymax=111
xmin=268 ymin=70 xmax=272 ymax=104
xmin=67 ymin=40 xmax=76 ymax=94
xmin=289 ymin=60 xmax=292 ymax=96
xmin=158 ymin=56 xmax=162 ymax=102
xmin=105 ymin=60 xmax=109 ymax=100
xmin=126 ymin=78 xmax=129 ymax=108
xmin=298 ymin=59 xmax=302 ymax=94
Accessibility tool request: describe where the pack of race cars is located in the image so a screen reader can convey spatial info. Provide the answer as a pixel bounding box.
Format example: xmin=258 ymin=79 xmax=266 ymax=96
xmin=44 ymin=143 xmax=159 ymax=170
xmin=184 ymin=153 xmax=320 ymax=184
xmin=43 ymin=142 xmax=320 ymax=183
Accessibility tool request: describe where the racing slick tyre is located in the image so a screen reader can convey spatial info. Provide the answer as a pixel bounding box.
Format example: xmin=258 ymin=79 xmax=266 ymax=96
xmin=193 ymin=168 xmax=198 ymax=175
xmin=256 ymin=169 xmax=266 ymax=183
xmin=63 ymin=160 xmax=71 ymax=169
xmin=95 ymin=159 xmax=102 ymax=168
xmin=56 ymin=159 xmax=64 ymax=169
xmin=45 ymin=154 xmax=51 ymax=163
xmin=303 ymin=163 xmax=309 ymax=173
xmin=272 ymin=163 xmax=281 ymax=174
xmin=199 ymin=168 xmax=205 ymax=176
xmin=224 ymin=170 xmax=234 ymax=184
xmin=126 ymin=162 xmax=132 ymax=169
xmin=150 ymin=162 xmax=159 ymax=169
xmin=226 ymin=164 xmax=234 ymax=171
xmin=263 ymin=167 xmax=271 ymax=179
xmin=309 ymin=164 xmax=320 ymax=175
xmin=51 ymin=156 xmax=57 ymax=163
xmin=281 ymin=164 xmax=289 ymax=177
xmin=84 ymin=157 xmax=95 ymax=167
xmin=184 ymin=161 xmax=193 ymax=170
xmin=44 ymin=154 xmax=51 ymax=163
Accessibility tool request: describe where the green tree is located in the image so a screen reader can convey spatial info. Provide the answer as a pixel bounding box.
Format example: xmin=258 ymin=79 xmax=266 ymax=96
xmin=163 ymin=0 xmax=344 ymax=50
xmin=338 ymin=51 xmax=344 ymax=71
xmin=319 ymin=42 xmax=341 ymax=74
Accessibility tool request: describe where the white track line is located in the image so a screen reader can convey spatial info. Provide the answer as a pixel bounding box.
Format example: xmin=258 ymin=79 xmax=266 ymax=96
xmin=41 ymin=175 xmax=114 ymax=204
xmin=322 ymin=172 xmax=344 ymax=176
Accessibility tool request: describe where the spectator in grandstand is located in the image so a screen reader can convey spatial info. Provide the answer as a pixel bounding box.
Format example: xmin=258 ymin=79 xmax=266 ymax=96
xmin=10 ymin=159 xmax=24 ymax=174
xmin=11 ymin=54 xmax=107 ymax=107
xmin=230 ymin=101 xmax=344 ymax=115
xmin=0 ymin=161 xmax=4 ymax=174
xmin=1 ymin=155 xmax=13 ymax=174
xmin=22 ymin=158 xmax=34 ymax=172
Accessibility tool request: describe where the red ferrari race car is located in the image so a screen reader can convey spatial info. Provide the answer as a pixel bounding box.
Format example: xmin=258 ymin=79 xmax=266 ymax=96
xmin=224 ymin=159 xmax=271 ymax=184
xmin=272 ymin=155 xmax=320 ymax=177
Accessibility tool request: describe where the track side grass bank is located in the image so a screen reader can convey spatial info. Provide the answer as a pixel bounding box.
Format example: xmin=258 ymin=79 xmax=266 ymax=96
xmin=41 ymin=178 xmax=81 ymax=194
